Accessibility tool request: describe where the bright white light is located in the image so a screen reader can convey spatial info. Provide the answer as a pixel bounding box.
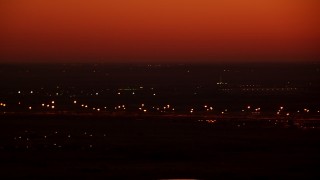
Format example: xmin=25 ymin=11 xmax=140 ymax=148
xmin=73 ymin=101 xmax=77 ymax=104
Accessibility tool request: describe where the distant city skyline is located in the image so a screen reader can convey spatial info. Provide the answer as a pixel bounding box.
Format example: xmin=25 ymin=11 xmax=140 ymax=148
xmin=1 ymin=0 xmax=319 ymax=63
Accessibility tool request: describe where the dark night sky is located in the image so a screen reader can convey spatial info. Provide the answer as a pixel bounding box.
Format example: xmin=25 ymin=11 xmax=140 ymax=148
xmin=1 ymin=0 xmax=319 ymax=63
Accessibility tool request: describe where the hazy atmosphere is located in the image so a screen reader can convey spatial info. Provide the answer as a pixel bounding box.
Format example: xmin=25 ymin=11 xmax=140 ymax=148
xmin=1 ymin=0 xmax=319 ymax=63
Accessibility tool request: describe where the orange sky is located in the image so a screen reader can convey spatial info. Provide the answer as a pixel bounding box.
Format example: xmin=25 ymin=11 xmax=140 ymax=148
xmin=1 ymin=0 xmax=319 ymax=63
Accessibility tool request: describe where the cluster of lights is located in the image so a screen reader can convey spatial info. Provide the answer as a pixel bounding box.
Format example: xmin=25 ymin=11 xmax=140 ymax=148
xmin=115 ymin=105 xmax=126 ymax=110
xmin=138 ymin=103 xmax=148 ymax=113
xmin=244 ymin=106 xmax=260 ymax=111
xmin=41 ymin=101 xmax=55 ymax=109
xmin=152 ymin=104 xmax=175 ymax=113
xmin=197 ymin=119 xmax=217 ymax=124
xmin=204 ymin=105 xmax=214 ymax=112
xmin=276 ymin=106 xmax=284 ymax=115
xmin=296 ymin=108 xmax=312 ymax=113
xmin=79 ymin=103 xmax=102 ymax=112
xmin=3 ymin=96 xmax=320 ymax=117
xmin=92 ymin=107 xmax=101 ymax=111
xmin=71 ymin=101 xmax=287 ymax=115
xmin=81 ymin=104 xmax=88 ymax=108
xmin=75 ymin=100 xmax=106 ymax=112
xmin=251 ymin=107 xmax=262 ymax=115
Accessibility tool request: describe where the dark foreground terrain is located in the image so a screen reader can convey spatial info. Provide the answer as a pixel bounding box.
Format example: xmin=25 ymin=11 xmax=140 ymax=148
xmin=0 ymin=114 xmax=320 ymax=179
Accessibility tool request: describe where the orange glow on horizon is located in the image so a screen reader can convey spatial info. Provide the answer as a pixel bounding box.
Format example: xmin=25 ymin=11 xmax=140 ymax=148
xmin=1 ymin=0 xmax=319 ymax=63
